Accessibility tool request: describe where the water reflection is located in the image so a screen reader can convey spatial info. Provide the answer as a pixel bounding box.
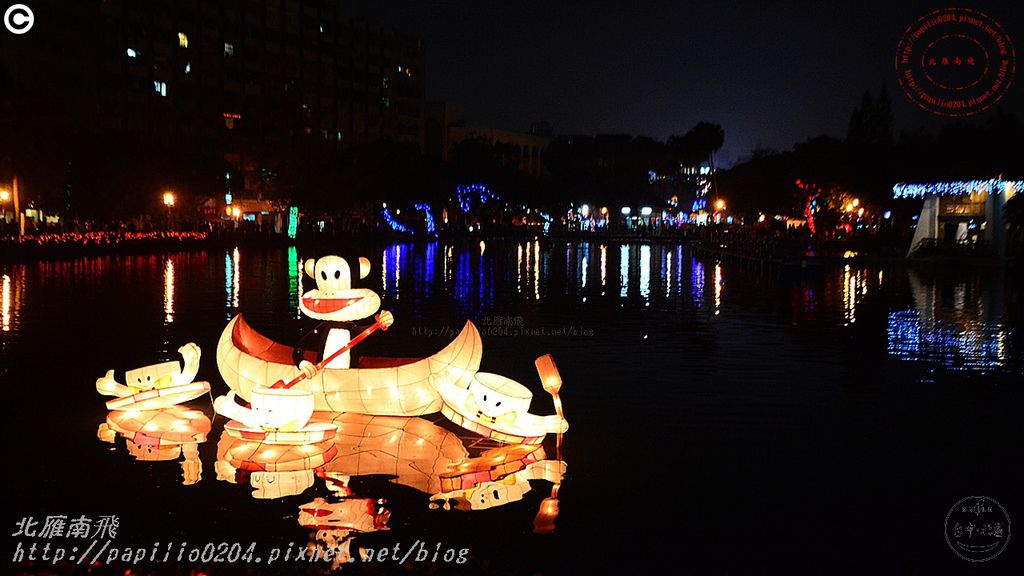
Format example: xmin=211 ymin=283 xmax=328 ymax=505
xmin=842 ymin=264 xmax=870 ymax=326
xmin=424 ymin=241 xmax=436 ymax=294
xmin=225 ymin=247 xmax=240 ymax=313
xmin=600 ymin=243 xmax=607 ymax=292
xmin=2 ymin=273 xmax=11 ymax=332
xmin=579 ymin=242 xmax=589 ymax=294
xmin=619 ymin=245 xmax=629 ymax=298
xmin=163 ymin=258 xmax=174 ymax=324
xmin=665 ymin=248 xmax=673 ymax=297
xmin=1 ymin=268 xmax=25 ymax=334
xmin=691 ymin=257 xmax=705 ymax=307
xmin=98 ymin=406 xmax=210 ymax=485
xmin=887 ymin=270 xmax=1015 ymax=372
xmin=639 ymin=245 xmax=651 ymax=305
xmin=714 ymin=262 xmax=723 ymax=315
xmin=534 ymin=240 xmax=542 ymax=300
xmin=288 ymin=245 xmax=301 ymax=318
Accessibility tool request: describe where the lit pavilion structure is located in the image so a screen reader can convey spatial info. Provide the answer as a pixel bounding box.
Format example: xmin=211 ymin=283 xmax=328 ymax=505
xmin=894 ymin=179 xmax=1021 ymax=258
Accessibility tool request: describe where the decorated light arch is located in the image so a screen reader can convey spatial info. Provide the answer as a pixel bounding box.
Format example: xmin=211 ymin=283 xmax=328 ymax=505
xmin=456 ymin=183 xmax=500 ymax=213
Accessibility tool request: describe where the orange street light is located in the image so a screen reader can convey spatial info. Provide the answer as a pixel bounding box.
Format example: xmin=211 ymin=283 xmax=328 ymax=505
xmin=715 ymin=199 xmax=726 ymax=211
xmin=231 ymin=206 xmax=241 ymax=218
xmin=163 ymin=191 xmax=176 ymax=207
xmin=0 ymin=190 xmax=9 ymax=202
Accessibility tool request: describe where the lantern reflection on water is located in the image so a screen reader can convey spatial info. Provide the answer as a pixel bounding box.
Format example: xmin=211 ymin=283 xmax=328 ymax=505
xmin=214 ymin=461 xmax=316 ymax=500
xmin=299 ymin=496 xmax=389 ymax=569
xmin=432 ymin=445 xmax=565 ymax=511
xmin=105 ymin=406 xmax=211 ymax=446
xmin=218 ymin=437 xmax=338 ymax=473
xmin=322 ymin=412 xmax=468 ymax=494
xmin=97 ymin=406 xmax=210 ymax=486
xmin=214 ymin=412 xmax=468 ymax=498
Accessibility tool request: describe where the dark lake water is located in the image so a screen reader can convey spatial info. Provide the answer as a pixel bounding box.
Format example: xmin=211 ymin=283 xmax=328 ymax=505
xmin=2 ymin=240 xmax=1022 ymax=574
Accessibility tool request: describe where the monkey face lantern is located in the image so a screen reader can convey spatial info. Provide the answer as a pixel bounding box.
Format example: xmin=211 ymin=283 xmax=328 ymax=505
xmin=298 ymin=255 xmax=380 ymax=322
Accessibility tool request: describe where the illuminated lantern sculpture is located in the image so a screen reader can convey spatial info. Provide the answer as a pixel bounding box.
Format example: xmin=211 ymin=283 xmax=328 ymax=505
xmin=217 ymin=315 xmax=480 ymax=414
xmin=214 ymin=388 xmax=316 ymax=432
xmin=223 ymin=418 xmax=338 ymax=445
xmin=435 ymin=371 xmax=568 ymax=444
xmin=217 ymin=254 xmax=482 ymax=415
xmin=96 ymin=343 xmax=211 ymax=410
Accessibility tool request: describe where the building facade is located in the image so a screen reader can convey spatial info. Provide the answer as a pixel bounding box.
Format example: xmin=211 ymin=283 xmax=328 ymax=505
xmin=896 ymin=179 xmax=1021 ymax=258
xmin=1 ymin=0 xmax=425 ymax=215
xmin=425 ymin=101 xmax=551 ymax=177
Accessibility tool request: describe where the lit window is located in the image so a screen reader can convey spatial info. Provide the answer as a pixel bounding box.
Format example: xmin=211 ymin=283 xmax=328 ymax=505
xmin=382 ymin=97 xmax=391 ymax=109
xmin=178 ymin=32 xmax=189 ymax=48
xmin=336 ymin=131 xmax=343 ymax=142
xmin=382 ymin=76 xmax=390 ymax=88
xmin=154 ymin=81 xmax=167 ymax=97
xmin=184 ymin=62 xmax=191 ymax=74
xmin=224 ymin=42 xmax=234 ymax=57
xmin=126 ymin=48 xmax=138 ymax=58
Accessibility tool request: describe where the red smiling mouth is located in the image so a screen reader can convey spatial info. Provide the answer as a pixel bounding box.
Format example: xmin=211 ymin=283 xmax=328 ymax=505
xmin=302 ymin=296 xmax=363 ymax=314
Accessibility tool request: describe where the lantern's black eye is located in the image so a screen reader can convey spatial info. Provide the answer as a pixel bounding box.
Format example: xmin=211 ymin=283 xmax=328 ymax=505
xmin=483 ymin=395 xmax=487 ymax=401
xmin=321 ymin=271 xmax=327 ymax=280
xmin=496 ymin=401 xmax=501 ymax=407
xmin=334 ymin=270 xmax=341 ymax=279
xmin=493 ymin=490 xmax=500 ymax=500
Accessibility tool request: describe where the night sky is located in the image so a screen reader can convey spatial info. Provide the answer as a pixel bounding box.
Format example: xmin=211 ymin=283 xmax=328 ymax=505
xmin=349 ymin=0 xmax=1022 ymax=166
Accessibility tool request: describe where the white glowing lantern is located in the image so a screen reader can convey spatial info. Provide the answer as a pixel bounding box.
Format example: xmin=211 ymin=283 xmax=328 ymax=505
xmin=224 ymin=419 xmax=337 ymax=444
xmin=435 ymin=371 xmax=568 ymax=444
xmin=97 ymin=343 xmax=210 ymax=410
xmin=214 ymin=388 xmax=315 ymax=431
xmin=216 ymin=315 xmax=481 ymax=415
